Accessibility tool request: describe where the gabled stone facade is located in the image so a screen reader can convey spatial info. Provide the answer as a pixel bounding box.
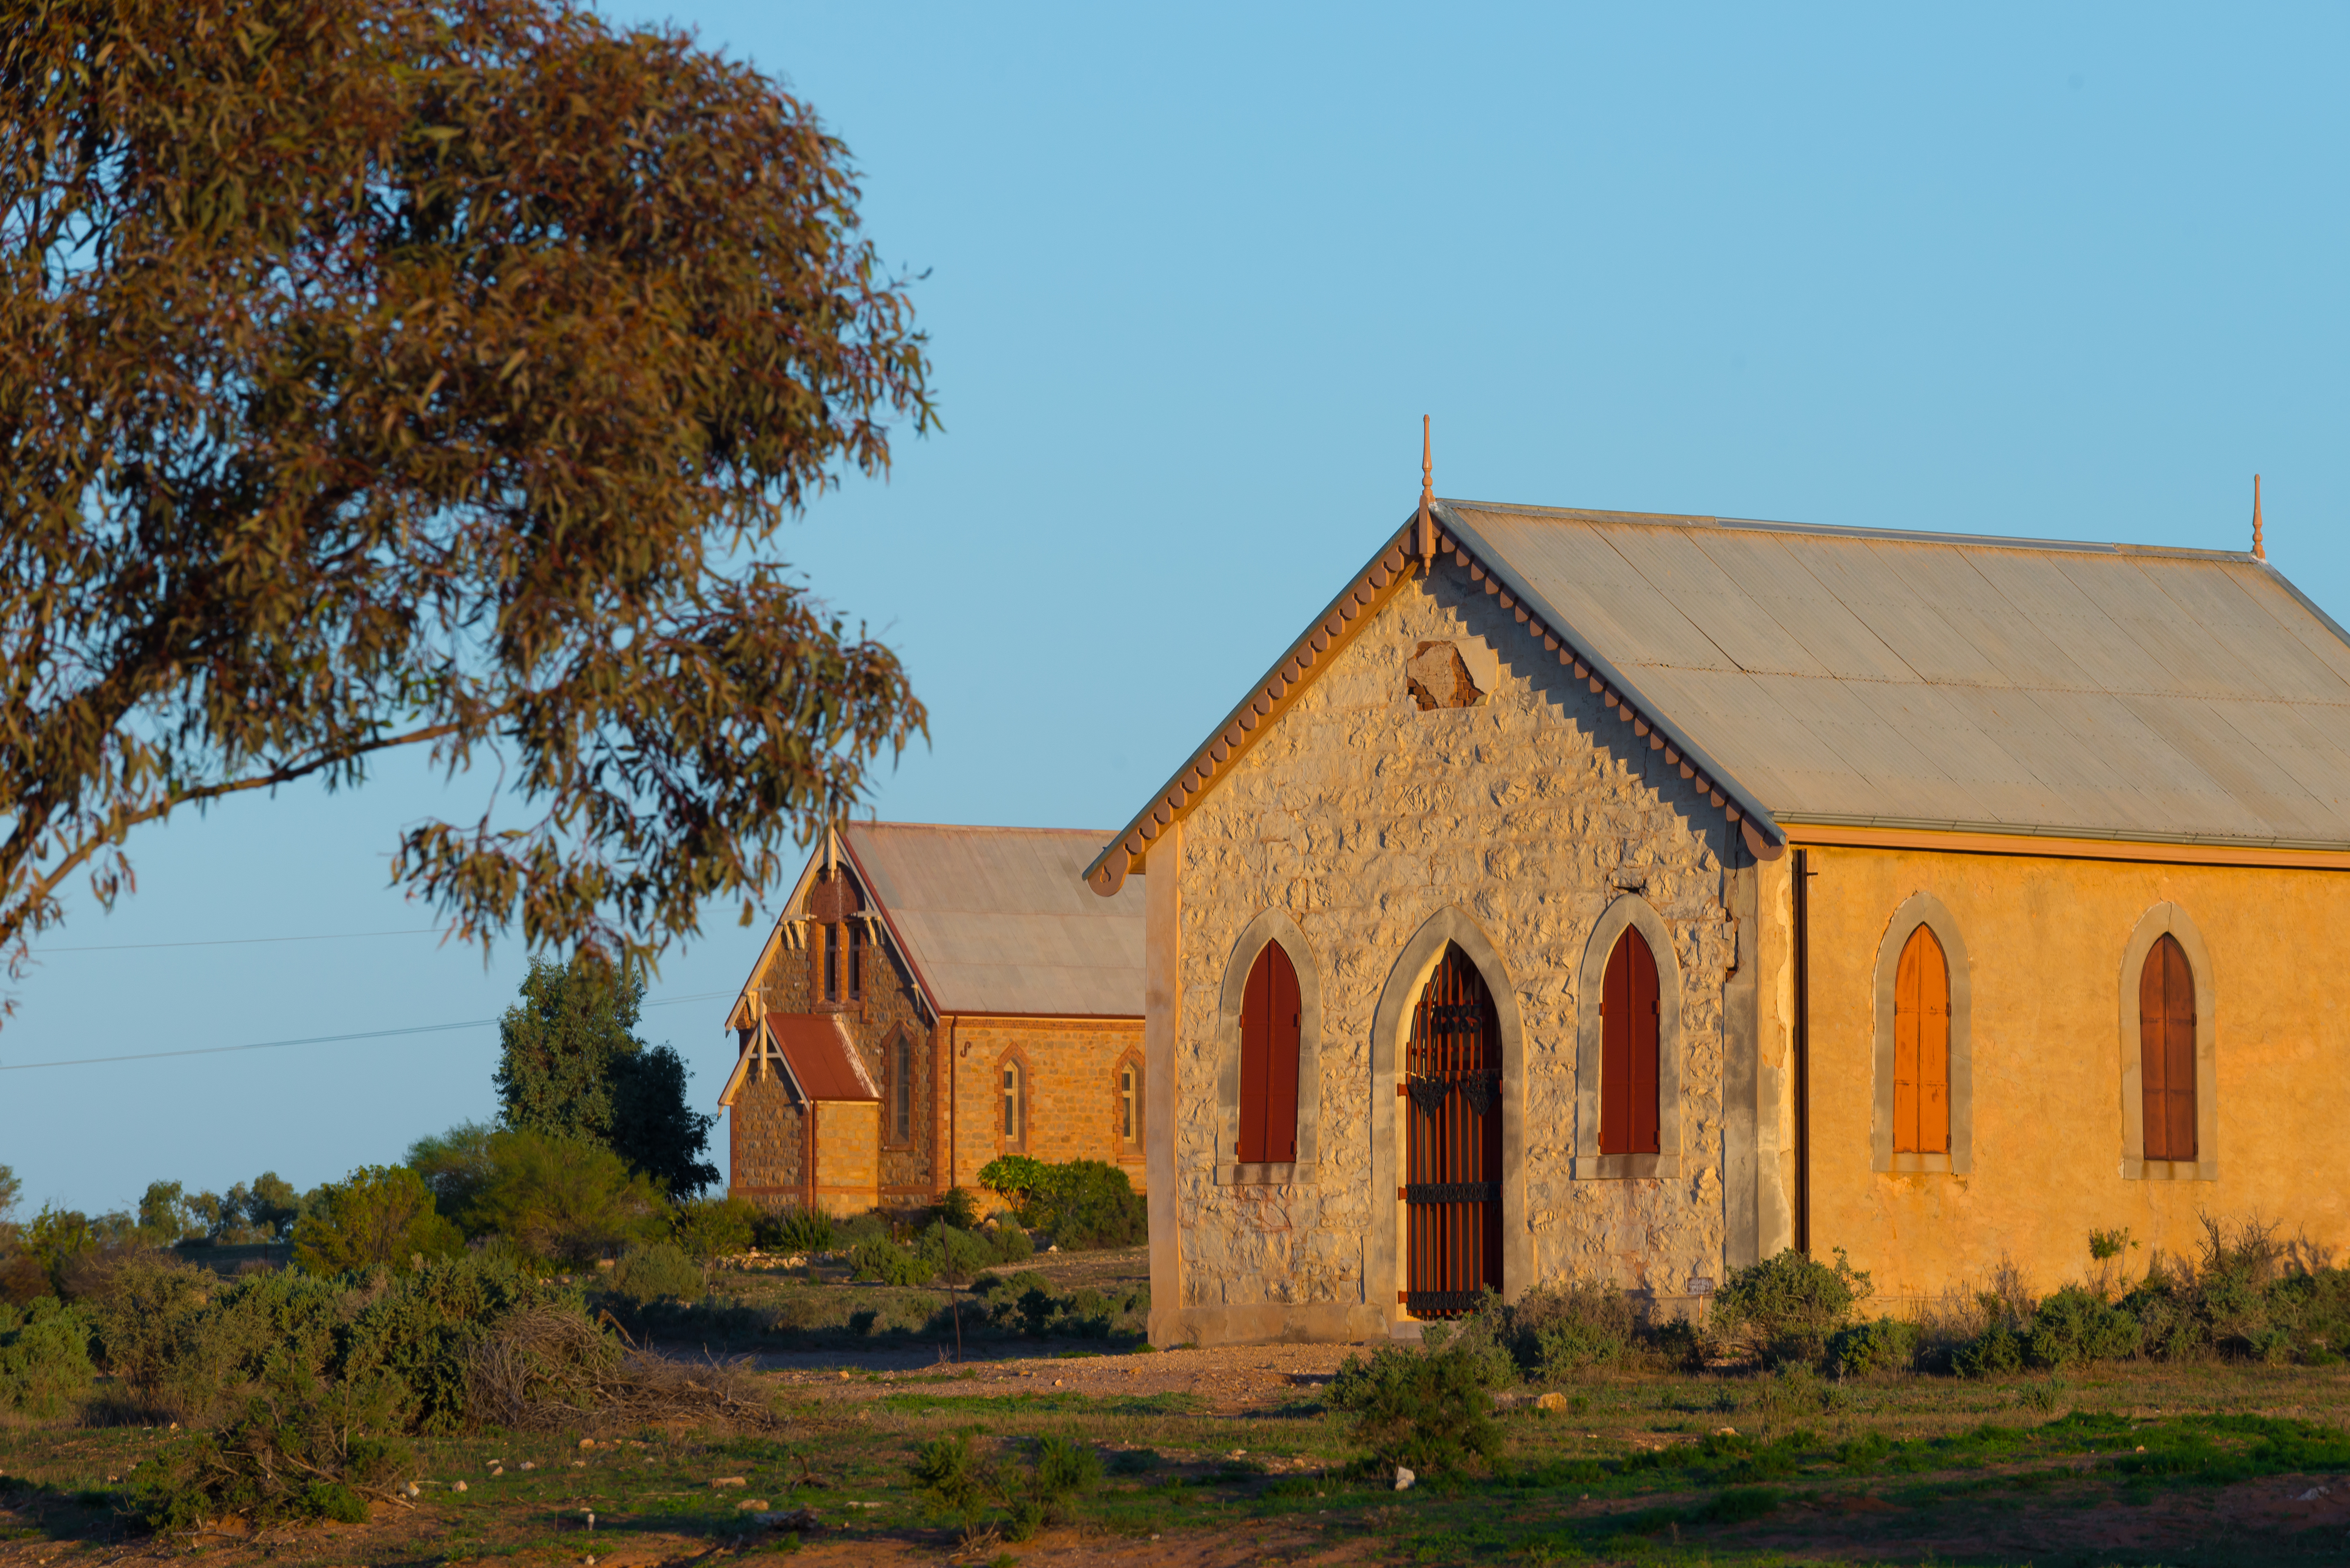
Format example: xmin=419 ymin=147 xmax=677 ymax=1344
xmin=1151 ymin=561 xmax=1745 ymax=1344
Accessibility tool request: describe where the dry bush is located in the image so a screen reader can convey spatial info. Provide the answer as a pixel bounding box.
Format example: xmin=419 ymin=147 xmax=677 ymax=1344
xmin=465 ymin=1307 xmax=772 ymax=1432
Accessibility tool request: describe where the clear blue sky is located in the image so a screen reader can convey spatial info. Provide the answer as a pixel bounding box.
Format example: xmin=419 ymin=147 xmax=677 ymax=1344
xmin=6 ymin=3 xmax=2345 ymax=1215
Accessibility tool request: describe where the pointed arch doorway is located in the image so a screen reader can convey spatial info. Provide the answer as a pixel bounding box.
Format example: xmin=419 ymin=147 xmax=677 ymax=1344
xmin=1403 ymin=942 xmax=1503 ymax=1316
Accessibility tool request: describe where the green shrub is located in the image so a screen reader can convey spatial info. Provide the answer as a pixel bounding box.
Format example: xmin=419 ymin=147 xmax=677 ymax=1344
xmin=2271 ymin=1266 xmax=2350 ymax=1362
xmin=665 ymin=1197 xmax=758 ymax=1261
xmin=1953 ymin=1322 xmax=2026 ymax=1378
xmin=752 ymin=1205 xmax=837 ymax=1254
xmin=342 ymin=1255 xmax=581 ymax=1433
xmin=977 ymin=1157 xmax=1146 ymax=1250
xmin=133 ymin=1362 xmax=414 ymax=1532
xmin=291 ymin=1166 xmax=465 ymax=1275
xmin=849 ymin=1236 xmax=932 ymax=1287
xmin=1496 ymin=1278 xmax=1635 ymax=1378
xmin=908 ymin=1430 xmax=1102 ymax=1545
xmin=97 ymin=1259 xmax=353 ymax=1424
xmin=984 ymin=1220 xmax=1034 ymax=1265
xmin=1327 ymin=1338 xmax=1505 ymax=1478
xmin=609 ymin=1243 xmax=704 ymax=1306
xmin=90 ymin=1249 xmax=575 ymax=1431
xmin=1829 ymin=1316 xmax=1920 ymax=1378
xmin=935 ymin=1187 xmax=981 ymax=1230
xmin=1713 ymin=1248 xmax=1870 ymax=1365
xmin=2027 ymin=1286 xmax=2140 ymax=1368
xmin=0 ymin=1297 xmax=94 ymax=1417
xmin=462 ymin=1129 xmax=665 ymax=1266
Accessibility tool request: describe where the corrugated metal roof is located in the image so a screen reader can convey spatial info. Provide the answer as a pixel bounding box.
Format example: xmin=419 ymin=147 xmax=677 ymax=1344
xmin=766 ymin=1013 xmax=876 ymax=1101
xmin=841 ymin=823 xmax=1144 ymax=1016
xmin=1446 ymin=503 xmax=2350 ymax=848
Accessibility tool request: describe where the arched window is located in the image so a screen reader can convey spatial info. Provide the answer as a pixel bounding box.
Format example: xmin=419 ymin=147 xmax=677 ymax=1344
xmin=1116 ymin=1055 xmax=1143 ymax=1155
xmin=2140 ymin=933 xmax=2197 ymax=1162
xmin=1894 ymin=926 xmax=1950 ymax=1155
xmin=1238 ymin=942 xmax=1300 ymax=1163
xmin=888 ymin=1028 xmax=913 ymax=1146
xmin=1000 ymin=1059 xmax=1025 ymax=1147
xmin=1598 ymin=927 xmax=1659 ymax=1156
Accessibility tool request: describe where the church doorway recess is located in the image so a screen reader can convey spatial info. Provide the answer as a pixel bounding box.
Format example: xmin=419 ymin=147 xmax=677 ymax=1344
xmin=1402 ymin=943 xmax=1502 ymax=1316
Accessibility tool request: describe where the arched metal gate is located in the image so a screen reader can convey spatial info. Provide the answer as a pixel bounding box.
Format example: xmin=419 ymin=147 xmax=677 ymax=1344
xmin=1402 ymin=943 xmax=1502 ymax=1317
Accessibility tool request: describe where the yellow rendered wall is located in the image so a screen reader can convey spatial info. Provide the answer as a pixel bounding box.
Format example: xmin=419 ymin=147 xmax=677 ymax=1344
xmin=1803 ymin=844 xmax=2350 ymax=1301
xmin=813 ymin=1101 xmax=880 ymax=1216
xmin=944 ymin=1016 xmax=1149 ymax=1196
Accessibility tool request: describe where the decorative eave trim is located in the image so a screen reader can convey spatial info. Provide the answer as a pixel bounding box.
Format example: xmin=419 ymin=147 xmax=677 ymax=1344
xmin=1782 ymin=816 xmax=2350 ymax=871
xmin=1084 ymin=522 xmax=1425 ymax=895
xmin=1084 ymin=503 xmax=1789 ymax=895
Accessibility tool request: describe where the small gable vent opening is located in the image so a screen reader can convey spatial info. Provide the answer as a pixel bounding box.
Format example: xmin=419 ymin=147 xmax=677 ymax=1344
xmin=1406 ymin=641 xmax=1483 ymax=711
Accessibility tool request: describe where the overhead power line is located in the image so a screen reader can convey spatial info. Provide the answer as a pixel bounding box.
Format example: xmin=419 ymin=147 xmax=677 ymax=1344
xmin=0 ymin=988 xmax=735 ymax=1072
xmin=31 ymin=926 xmax=446 ymax=954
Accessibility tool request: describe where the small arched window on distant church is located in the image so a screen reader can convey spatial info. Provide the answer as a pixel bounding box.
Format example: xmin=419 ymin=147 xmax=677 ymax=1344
xmin=1115 ymin=1052 xmax=1144 ymax=1157
xmin=883 ymin=1027 xmax=914 ymax=1148
xmin=1238 ymin=943 xmax=1301 ymax=1163
xmin=1000 ymin=1057 xmax=1025 ymax=1148
xmin=1894 ymin=926 xmax=1951 ymax=1157
xmin=1598 ymin=928 xmax=1660 ymax=1155
xmin=2140 ymin=934 xmax=2197 ymax=1163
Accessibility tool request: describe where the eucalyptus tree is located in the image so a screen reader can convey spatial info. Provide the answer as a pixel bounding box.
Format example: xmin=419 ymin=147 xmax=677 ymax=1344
xmin=0 ymin=0 xmax=932 ymax=990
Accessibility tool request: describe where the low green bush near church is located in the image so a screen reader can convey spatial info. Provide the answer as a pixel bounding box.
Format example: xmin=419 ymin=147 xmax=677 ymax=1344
xmin=976 ymin=1156 xmax=1146 ymax=1250
xmin=1711 ymin=1248 xmax=1872 ymax=1366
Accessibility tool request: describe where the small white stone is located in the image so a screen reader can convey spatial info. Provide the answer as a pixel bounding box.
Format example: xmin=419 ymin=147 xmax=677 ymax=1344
xmin=454 ymin=1480 xmax=468 ymax=1493
xmin=1393 ymin=1465 xmax=1416 ymax=1491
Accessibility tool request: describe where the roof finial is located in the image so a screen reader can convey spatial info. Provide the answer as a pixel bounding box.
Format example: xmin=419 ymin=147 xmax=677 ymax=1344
xmin=1416 ymin=415 xmax=1435 ymax=566
xmin=2253 ymin=474 xmax=2266 ymax=560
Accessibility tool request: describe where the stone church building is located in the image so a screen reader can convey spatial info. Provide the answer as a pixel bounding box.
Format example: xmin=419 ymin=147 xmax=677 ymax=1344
xmin=722 ymin=823 xmax=1145 ymax=1214
xmin=1086 ymin=489 xmax=2350 ymax=1347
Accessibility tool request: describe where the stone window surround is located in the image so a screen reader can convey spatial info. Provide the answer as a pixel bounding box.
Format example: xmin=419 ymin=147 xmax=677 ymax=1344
xmin=2118 ymin=901 xmax=2219 ymax=1182
xmin=1368 ymin=907 xmax=1532 ymax=1315
xmin=1113 ymin=1047 xmax=1146 ymax=1157
xmin=1210 ymin=908 xmax=1322 ymax=1186
xmin=1869 ymin=892 xmax=1975 ymax=1175
xmin=994 ymin=1045 xmax=1031 ymax=1153
xmin=1572 ymin=893 xmax=1685 ymax=1180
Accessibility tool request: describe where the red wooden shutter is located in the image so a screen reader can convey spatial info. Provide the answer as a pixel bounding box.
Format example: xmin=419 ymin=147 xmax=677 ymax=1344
xmin=1894 ymin=927 xmax=1950 ymax=1155
xmin=1238 ymin=943 xmax=1299 ymax=1162
xmin=2142 ymin=935 xmax=2196 ymax=1161
xmin=1601 ymin=929 xmax=1660 ymax=1156
xmin=1266 ymin=943 xmax=1300 ymax=1162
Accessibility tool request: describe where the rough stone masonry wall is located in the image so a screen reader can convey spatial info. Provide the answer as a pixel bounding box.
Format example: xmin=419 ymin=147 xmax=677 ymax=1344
xmin=1173 ymin=562 xmax=1740 ymax=1315
xmin=947 ymin=1018 xmax=1149 ymax=1193
xmin=729 ymin=1065 xmax=808 ymax=1206
xmin=751 ymin=922 xmax=936 ymax=1199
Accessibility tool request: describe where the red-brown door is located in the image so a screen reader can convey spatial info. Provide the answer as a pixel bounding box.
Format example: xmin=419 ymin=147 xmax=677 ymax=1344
xmin=1403 ymin=943 xmax=1502 ymax=1317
